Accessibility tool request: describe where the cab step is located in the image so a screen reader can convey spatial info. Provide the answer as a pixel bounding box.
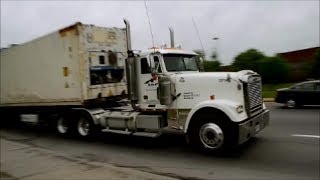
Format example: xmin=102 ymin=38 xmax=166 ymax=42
xmin=102 ymin=128 xmax=160 ymax=138
xmin=102 ymin=129 xmax=132 ymax=135
xmin=132 ymin=132 xmax=160 ymax=138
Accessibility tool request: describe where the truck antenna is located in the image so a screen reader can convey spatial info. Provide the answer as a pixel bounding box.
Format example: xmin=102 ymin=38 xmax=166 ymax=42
xmin=192 ymin=17 xmax=205 ymax=59
xmin=144 ymin=0 xmax=156 ymax=53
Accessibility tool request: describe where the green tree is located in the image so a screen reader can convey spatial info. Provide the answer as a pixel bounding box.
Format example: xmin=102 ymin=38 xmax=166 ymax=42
xmin=231 ymin=49 xmax=266 ymax=72
xmin=193 ymin=49 xmax=205 ymax=71
xmin=203 ymin=60 xmax=222 ymax=72
xmin=257 ymin=56 xmax=289 ymax=83
xmin=193 ymin=49 xmax=223 ymax=72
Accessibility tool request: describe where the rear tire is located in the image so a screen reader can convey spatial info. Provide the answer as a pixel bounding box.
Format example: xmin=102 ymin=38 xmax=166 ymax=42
xmin=56 ymin=116 xmax=70 ymax=135
xmin=76 ymin=114 xmax=99 ymax=139
xmin=77 ymin=116 xmax=91 ymax=137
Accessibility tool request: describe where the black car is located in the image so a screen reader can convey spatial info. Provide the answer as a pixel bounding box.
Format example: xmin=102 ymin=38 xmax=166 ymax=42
xmin=275 ymin=80 xmax=320 ymax=108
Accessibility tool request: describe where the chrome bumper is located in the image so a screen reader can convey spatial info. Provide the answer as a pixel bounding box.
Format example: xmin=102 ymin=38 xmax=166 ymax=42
xmin=238 ymin=109 xmax=270 ymax=144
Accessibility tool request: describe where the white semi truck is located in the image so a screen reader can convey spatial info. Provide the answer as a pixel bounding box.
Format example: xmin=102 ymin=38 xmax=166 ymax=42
xmin=0 ymin=19 xmax=269 ymax=152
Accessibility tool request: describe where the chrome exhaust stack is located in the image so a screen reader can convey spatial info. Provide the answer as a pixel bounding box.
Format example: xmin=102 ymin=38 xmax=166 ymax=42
xmin=169 ymin=27 xmax=174 ymax=48
xmin=124 ymin=19 xmax=139 ymax=105
xmin=124 ymin=19 xmax=132 ymax=52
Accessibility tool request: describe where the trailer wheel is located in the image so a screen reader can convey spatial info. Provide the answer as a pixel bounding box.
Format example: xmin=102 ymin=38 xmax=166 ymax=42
xmin=56 ymin=117 xmax=69 ymax=135
xmin=188 ymin=112 xmax=235 ymax=153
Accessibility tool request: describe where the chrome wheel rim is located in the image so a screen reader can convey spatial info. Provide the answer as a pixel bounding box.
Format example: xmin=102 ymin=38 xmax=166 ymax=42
xmin=199 ymin=123 xmax=224 ymax=149
xmin=78 ymin=118 xmax=90 ymax=136
xmin=286 ymin=99 xmax=296 ymax=108
xmin=57 ymin=118 xmax=68 ymax=134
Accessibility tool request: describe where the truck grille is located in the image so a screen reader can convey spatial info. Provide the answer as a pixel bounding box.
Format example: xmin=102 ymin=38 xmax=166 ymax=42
xmin=246 ymin=75 xmax=263 ymax=116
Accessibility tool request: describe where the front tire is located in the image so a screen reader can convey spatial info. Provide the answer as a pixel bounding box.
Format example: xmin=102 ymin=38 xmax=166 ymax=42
xmin=199 ymin=123 xmax=224 ymax=150
xmin=286 ymin=98 xmax=301 ymax=108
xmin=188 ymin=113 xmax=235 ymax=153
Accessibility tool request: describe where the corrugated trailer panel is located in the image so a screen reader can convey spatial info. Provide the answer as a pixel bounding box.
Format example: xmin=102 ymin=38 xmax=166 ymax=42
xmin=0 ymin=26 xmax=82 ymax=105
xmin=78 ymin=24 xmax=128 ymax=101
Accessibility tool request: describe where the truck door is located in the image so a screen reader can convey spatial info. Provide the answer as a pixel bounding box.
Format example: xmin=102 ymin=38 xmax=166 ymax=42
xmin=138 ymin=55 xmax=162 ymax=107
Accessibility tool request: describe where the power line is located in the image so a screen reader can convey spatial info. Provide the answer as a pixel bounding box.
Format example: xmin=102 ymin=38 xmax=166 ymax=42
xmin=192 ymin=17 xmax=205 ymax=58
xmin=144 ymin=0 xmax=155 ymax=52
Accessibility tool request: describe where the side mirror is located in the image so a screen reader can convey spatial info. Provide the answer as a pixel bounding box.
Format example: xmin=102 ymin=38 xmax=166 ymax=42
xmin=149 ymin=55 xmax=157 ymax=77
xmin=151 ymin=69 xmax=158 ymax=80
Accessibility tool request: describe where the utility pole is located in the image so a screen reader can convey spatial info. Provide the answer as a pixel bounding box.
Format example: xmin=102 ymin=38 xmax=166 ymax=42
xmin=212 ymin=37 xmax=219 ymax=61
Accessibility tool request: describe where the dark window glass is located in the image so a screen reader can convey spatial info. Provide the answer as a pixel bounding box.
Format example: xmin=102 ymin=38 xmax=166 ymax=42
xmin=90 ymin=69 xmax=124 ymax=85
xmin=302 ymin=83 xmax=315 ymax=90
xmin=141 ymin=58 xmax=151 ymax=74
xmin=99 ymin=56 xmax=105 ymax=64
xmin=154 ymin=56 xmax=162 ymax=73
xmin=163 ymin=54 xmax=198 ymax=72
xmin=316 ymin=83 xmax=320 ymax=90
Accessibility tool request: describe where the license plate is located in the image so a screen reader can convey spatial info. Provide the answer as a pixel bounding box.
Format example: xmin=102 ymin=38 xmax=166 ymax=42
xmin=255 ymin=124 xmax=260 ymax=132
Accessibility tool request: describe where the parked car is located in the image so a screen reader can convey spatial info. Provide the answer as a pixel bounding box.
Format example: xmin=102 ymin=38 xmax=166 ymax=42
xmin=275 ymin=80 xmax=320 ymax=108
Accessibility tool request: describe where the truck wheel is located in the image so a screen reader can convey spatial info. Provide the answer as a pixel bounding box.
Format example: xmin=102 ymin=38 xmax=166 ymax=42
xmin=188 ymin=114 xmax=233 ymax=153
xmin=77 ymin=116 xmax=92 ymax=137
xmin=56 ymin=117 xmax=69 ymax=135
xmin=199 ymin=122 xmax=224 ymax=150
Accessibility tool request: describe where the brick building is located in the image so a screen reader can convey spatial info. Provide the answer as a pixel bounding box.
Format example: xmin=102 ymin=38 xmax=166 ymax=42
xmin=277 ymin=46 xmax=320 ymax=82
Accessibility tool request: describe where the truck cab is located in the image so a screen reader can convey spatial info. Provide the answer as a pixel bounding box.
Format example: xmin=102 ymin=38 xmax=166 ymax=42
xmin=122 ymin=41 xmax=269 ymax=152
xmin=136 ymin=48 xmax=198 ymax=110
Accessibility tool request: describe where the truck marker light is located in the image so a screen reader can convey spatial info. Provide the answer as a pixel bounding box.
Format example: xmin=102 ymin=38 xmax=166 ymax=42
xmin=210 ymin=95 xmax=215 ymax=100
xmin=63 ymin=67 xmax=69 ymax=76
xmin=236 ymin=105 xmax=244 ymax=113
xmin=108 ymin=90 xmax=113 ymax=96
xmin=152 ymin=75 xmax=158 ymax=80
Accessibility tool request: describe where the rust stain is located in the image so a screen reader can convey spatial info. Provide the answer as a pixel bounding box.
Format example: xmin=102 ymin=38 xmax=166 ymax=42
xmin=59 ymin=22 xmax=82 ymax=37
xmin=5 ymin=92 xmax=81 ymax=104
xmin=63 ymin=67 xmax=69 ymax=77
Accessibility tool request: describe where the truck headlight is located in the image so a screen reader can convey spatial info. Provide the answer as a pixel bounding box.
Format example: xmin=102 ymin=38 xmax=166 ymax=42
xmin=236 ymin=105 xmax=244 ymax=113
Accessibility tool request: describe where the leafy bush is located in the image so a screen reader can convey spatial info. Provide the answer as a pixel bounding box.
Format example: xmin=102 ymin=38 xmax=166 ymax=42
xmin=231 ymin=49 xmax=265 ymax=72
xmin=257 ymin=56 xmax=289 ymax=83
xmin=203 ymin=60 xmax=222 ymax=72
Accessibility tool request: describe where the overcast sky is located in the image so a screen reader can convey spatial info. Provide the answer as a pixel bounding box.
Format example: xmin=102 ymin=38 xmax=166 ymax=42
xmin=1 ymin=0 xmax=319 ymax=65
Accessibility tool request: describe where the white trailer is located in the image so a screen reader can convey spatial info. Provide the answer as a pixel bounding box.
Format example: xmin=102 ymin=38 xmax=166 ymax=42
xmin=0 ymin=19 xmax=269 ymax=153
xmin=1 ymin=22 xmax=127 ymax=106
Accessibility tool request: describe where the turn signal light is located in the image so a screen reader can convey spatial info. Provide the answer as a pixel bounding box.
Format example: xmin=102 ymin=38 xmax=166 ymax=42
xmin=236 ymin=105 xmax=244 ymax=113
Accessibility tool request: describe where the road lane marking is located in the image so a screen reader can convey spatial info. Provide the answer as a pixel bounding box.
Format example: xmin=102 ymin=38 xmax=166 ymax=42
xmin=291 ymin=134 xmax=320 ymax=138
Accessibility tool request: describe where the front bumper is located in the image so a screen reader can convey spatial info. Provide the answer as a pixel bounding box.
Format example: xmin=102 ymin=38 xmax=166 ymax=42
xmin=238 ymin=109 xmax=270 ymax=144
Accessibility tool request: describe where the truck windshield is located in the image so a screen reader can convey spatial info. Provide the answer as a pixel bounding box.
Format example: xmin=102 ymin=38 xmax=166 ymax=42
xmin=163 ymin=54 xmax=198 ymax=72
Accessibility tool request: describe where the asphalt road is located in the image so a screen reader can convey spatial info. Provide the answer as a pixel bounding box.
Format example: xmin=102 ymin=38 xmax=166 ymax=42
xmin=1 ymin=102 xmax=319 ymax=180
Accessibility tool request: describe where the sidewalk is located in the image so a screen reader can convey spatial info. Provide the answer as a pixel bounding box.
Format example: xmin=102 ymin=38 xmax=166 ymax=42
xmin=0 ymin=138 xmax=176 ymax=180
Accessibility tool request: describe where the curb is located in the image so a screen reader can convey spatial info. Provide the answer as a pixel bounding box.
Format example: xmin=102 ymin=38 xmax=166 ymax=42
xmin=263 ymin=98 xmax=275 ymax=102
